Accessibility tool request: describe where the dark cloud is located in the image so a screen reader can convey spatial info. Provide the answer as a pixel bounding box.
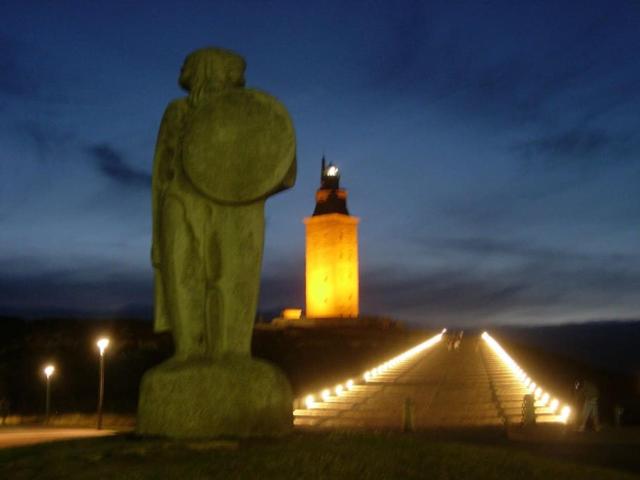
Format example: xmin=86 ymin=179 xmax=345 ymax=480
xmin=0 ymin=264 xmax=301 ymax=320
xmin=367 ymin=0 xmax=427 ymax=90
xmin=0 ymin=255 xmax=305 ymax=320
xmin=366 ymin=19 xmax=556 ymax=124
xmin=0 ymin=262 xmax=153 ymax=318
xmin=360 ymin=261 xmax=640 ymax=326
xmin=356 ymin=235 xmax=640 ymax=325
xmin=422 ymin=237 xmax=588 ymax=263
xmin=13 ymin=121 xmax=75 ymax=163
xmin=362 ymin=267 xmax=529 ymax=317
xmin=0 ymin=33 xmax=39 ymax=97
xmin=259 ymin=271 xmax=305 ymax=311
xmin=421 ymin=236 xmax=639 ymax=269
xmin=87 ymin=143 xmax=151 ymax=188
xmin=364 ymin=2 xmax=640 ymax=128
xmin=515 ymin=129 xmax=638 ymax=168
xmin=2 ymin=240 xmax=638 ymax=325
xmin=256 ymin=235 xmax=640 ymax=326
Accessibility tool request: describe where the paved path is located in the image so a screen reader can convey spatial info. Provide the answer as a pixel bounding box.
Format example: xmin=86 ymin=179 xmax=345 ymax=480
xmin=294 ymin=334 xmax=558 ymax=430
xmin=0 ymin=427 xmax=115 ymax=449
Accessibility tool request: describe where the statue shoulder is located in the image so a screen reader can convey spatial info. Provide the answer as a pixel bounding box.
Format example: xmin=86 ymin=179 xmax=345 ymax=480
xmin=161 ymin=98 xmax=189 ymax=124
xmin=155 ymin=98 xmax=190 ymax=145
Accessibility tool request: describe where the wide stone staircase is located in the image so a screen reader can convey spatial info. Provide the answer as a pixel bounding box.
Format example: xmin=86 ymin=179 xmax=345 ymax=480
xmin=294 ymin=333 xmax=563 ymax=430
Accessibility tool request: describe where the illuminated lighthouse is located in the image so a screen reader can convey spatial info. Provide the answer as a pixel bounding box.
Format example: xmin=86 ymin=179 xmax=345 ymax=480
xmin=304 ymin=157 xmax=359 ymax=319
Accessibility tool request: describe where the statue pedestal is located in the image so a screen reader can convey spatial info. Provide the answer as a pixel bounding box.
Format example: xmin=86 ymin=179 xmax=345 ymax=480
xmin=137 ymin=357 xmax=292 ymax=438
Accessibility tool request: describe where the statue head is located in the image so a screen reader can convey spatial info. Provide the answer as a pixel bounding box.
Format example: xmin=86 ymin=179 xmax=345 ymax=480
xmin=179 ymin=47 xmax=246 ymax=97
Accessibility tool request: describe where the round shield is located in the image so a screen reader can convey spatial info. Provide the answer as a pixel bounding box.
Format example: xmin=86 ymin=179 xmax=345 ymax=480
xmin=182 ymin=89 xmax=296 ymax=204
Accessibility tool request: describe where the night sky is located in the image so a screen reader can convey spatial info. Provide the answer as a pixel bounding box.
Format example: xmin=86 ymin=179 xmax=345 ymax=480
xmin=1 ymin=1 xmax=639 ymax=326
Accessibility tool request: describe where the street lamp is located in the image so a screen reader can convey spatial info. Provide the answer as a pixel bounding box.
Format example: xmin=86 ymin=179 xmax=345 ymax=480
xmin=43 ymin=364 xmax=55 ymax=424
xmin=96 ymin=337 xmax=110 ymax=430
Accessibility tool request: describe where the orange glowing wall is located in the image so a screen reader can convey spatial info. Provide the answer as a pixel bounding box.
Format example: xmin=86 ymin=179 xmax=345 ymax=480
xmin=304 ymin=213 xmax=359 ymax=318
xmin=281 ymin=308 xmax=302 ymax=320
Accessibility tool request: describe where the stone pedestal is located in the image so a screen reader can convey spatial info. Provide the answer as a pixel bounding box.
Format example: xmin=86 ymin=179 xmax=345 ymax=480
xmin=137 ymin=357 xmax=292 ymax=438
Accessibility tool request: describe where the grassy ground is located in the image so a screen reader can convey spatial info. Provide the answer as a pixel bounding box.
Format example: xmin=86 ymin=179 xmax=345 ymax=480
xmin=1 ymin=431 xmax=638 ymax=480
xmin=506 ymin=425 xmax=640 ymax=477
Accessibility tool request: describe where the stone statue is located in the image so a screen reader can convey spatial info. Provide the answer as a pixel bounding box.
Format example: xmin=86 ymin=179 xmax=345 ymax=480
xmin=138 ymin=47 xmax=295 ymax=438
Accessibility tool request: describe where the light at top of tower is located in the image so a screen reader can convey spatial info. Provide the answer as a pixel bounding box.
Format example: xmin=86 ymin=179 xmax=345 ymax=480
xmin=315 ymin=156 xmax=347 ymax=215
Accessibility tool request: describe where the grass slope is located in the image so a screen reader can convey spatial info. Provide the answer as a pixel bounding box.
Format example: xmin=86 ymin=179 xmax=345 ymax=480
xmin=1 ymin=432 xmax=638 ymax=480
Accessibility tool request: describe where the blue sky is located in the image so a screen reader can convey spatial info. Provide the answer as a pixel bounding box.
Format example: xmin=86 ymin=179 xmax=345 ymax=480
xmin=1 ymin=0 xmax=639 ymax=326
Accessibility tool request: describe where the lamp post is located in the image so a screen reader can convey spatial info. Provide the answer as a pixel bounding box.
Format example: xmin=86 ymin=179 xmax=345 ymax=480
xmin=43 ymin=364 xmax=55 ymax=424
xmin=96 ymin=337 xmax=109 ymax=430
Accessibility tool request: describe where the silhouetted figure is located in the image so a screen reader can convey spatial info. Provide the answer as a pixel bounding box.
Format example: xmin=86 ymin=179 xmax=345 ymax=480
xmin=575 ymin=379 xmax=600 ymax=432
xmin=454 ymin=331 xmax=463 ymax=350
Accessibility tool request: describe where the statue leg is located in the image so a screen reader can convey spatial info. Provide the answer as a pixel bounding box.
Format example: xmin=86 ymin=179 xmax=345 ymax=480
xmin=161 ymin=196 xmax=206 ymax=360
xmin=217 ymin=202 xmax=265 ymax=356
xmin=203 ymin=221 xmax=225 ymax=358
xmin=153 ymin=269 xmax=170 ymax=333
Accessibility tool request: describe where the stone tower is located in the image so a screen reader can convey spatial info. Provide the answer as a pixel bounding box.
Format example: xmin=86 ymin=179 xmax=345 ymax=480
xmin=304 ymin=157 xmax=359 ymax=318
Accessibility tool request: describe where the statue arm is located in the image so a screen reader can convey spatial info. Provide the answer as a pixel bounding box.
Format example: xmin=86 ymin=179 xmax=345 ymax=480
xmin=151 ymin=100 xmax=184 ymax=267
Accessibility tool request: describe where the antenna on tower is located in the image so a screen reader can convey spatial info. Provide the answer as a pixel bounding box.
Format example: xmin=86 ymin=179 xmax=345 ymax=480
xmin=321 ymin=153 xmax=326 ymax=179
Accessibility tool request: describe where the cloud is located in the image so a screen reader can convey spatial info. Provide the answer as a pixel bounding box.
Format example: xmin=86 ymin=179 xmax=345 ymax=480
xmin=12 ymin=121 xmax=75 ymax=163
xmin=364 ymin=13 xmax=562 ymax=124
xmin=259 ymin=268 xmax=305 ymax=311
xmin=514 ymin=129 xmax=638 ymax=169
xmin=0 ymin=33 xmax=39 ymax=97
xmin=2 ymin=238 xmax=639 ymax=325
xmin=0 ymin=260 xmax=153 ymax=318
xmin=420 ymin=235 xmax=639 ymax=269
xmin=362 ymin=2 xmax=640 ymax=130
xmin=362 ymin=267 xmax=529 ymax=315
xmin=366 ymin=0 xmax=427 ymax=91
xmin=357 ymin=233 xmax=640 ymax=325
xmin=87 ymin=143 xmax=151 ymax=188
xmin=361 ymin=263 xmax=640 ymax=326
xmin=0 ymin=254 xmax=305 ymax=319
xmin=255 ymin=233 xmax=640 ymax=326
xmin=423 ymin=237 xmax=588 ymax=263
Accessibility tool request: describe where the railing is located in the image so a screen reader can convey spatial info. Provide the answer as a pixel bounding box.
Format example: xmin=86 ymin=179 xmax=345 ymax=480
xmin=481 ymin=331 xmax=572 ymax=423
xmin=294 ymin=329 xmax=446 ymax=412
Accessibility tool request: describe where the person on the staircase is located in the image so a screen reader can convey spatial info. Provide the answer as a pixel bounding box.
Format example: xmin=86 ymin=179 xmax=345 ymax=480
xmin=575 ymin=379 xmax=600 ymax=432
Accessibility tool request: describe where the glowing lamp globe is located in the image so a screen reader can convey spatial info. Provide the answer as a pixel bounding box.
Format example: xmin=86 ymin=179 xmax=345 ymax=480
xmin=97 ymin=338 xmax=110 ymax=355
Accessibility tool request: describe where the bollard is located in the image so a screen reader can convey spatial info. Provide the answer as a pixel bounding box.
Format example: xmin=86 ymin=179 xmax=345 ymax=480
xmin=522 ymin=394 xmax=536 ymax=427
xmin=403 ymin=397 xmax=415 ymax=432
